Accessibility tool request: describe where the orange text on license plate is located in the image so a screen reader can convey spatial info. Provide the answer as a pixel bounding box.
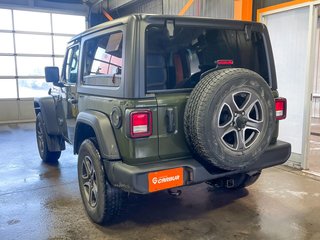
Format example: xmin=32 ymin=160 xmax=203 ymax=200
xmin=148 ymin=167 xmax=184 ymax=192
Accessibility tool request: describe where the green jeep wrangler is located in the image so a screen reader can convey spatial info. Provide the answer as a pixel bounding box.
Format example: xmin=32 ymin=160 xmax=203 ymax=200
xmin=34 ymin=14 xmax=291 ymax=224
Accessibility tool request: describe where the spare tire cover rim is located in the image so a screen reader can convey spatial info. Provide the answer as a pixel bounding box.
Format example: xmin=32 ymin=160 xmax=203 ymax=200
xmin=217 ymin=90 xmax=264 ymax=151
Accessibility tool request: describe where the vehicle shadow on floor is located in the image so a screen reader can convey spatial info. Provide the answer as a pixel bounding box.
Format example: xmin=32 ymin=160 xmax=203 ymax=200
xmin=97 ymin=184 xmax=250 ymax=231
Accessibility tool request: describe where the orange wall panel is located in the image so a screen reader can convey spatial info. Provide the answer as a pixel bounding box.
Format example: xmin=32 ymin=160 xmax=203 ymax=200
xmin=234 ymin=0 xmax=253 ymax=21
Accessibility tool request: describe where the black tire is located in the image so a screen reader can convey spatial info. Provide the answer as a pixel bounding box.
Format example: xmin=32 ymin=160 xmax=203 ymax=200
xmin=184 ymin=68 xmax=275 ymax=170
xmin=207 ymin=171 xmax=261 ymax=190
xmin=77 ymin=139 xmax=127 ymax=225
xmin=36 ymin=113 xmax=61 ymax=163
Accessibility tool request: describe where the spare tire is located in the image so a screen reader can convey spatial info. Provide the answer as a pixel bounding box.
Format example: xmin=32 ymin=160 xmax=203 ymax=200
xmin=184 ymin=68 xmax=275 ymax=170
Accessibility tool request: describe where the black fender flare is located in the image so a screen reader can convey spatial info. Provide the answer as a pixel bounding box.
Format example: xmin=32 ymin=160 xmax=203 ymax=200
xmin=74 ymin=110 xmax=120 ymax=160
xmin=34 ymin=97 xmax=66 ymax=152
xmin=34 ymin=96 xmax=67 ymax=136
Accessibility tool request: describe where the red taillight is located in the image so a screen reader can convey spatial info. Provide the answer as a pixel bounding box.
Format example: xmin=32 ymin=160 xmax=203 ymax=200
xmin=216 ymin=59 xmax=234 ymax=66
xmin=130 ymin=110 xmax=152 ymax=138
xmin=275 ymin=98 xmax=287 ymax=120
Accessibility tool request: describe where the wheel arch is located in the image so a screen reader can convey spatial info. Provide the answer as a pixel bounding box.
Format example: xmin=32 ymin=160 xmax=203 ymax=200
xmin=74 ymin=110 xmax=120 ymax=160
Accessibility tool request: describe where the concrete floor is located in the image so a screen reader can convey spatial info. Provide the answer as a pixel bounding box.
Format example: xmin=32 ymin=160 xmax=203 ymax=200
xmin=1 ymin=124 xmax=320 ymax=240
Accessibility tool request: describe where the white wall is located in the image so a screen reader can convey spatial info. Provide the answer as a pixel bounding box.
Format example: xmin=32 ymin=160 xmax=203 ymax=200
xmin=311 ymin=19 xmax=320 ymax=118
xmin=264 ymin=7 xmax=310 ymax=166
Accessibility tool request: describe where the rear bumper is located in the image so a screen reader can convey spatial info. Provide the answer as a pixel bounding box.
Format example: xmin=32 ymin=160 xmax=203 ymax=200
xmin=104 ymin=140 xmax=291 ymax=194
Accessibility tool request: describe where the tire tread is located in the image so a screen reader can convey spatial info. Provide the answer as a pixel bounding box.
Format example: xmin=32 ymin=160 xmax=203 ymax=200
xmin=36 ymin=113 xmax=61 ymax=163
xmin=78 ymin=139 xmax=127 ymax=225
xmin=184 ymin=68 xmax=275 ymax=170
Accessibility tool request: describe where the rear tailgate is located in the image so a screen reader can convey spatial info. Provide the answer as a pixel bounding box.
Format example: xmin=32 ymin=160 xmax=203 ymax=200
xmin=155 ymin=92 xmax=191 ymax=160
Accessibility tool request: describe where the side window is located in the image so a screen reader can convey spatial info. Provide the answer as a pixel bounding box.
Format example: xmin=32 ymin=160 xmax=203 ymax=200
xmin=83 ymin=31 xmax=123 ymax=87
xmin=64 ymin=45 xmax=79 ymax=84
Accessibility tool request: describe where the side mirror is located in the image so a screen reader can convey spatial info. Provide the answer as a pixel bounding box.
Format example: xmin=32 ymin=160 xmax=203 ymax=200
xmin=45 ymin=66 xmax=61 ymax=86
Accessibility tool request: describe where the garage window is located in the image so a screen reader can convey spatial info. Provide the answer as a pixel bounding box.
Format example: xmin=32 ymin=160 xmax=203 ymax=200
xmin=0 ymin=8 xmax=85 ymax=99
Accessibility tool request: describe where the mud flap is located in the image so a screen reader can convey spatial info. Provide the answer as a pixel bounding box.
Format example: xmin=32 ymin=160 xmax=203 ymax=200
xmin=35 ymin=96 xmax=68 ymax=151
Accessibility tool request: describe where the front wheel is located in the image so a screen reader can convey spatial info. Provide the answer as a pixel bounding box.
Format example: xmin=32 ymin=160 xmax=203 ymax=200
xmin=77 ymin=139 xmax=127 ymax=224
xmin=36 ymin=113 xmax=61 ymax=163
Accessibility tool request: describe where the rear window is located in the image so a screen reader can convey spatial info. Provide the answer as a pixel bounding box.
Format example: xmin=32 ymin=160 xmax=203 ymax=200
xmin=145 ymin=25 xmax=269 ymax=92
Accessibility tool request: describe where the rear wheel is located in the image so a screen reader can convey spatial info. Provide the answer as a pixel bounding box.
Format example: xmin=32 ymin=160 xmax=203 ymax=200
xmin=78 ymin=139 xmax=127 ymax=225
xmin=36 ymin=113 xmax=61 ymax=163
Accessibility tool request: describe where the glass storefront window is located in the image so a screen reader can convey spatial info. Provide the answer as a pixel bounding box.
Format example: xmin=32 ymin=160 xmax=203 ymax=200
xmin=52 ymin=14 xmax=85 ymax=34
xmin=18 ymin=79 xmax=51 ymax=98
xmin=15 ymin=34 xmax=53 ymax=54
xmin=14 ymin=10 xmax=51 ymax=33
xmin=0 ymin=33 xmax=14 ymax=53
xmin=0 ymin=9 xmax=12 ymax=30
xmin=54 ymin=57 xmax=64 ymax=70
xmin=0 ymin=8 xmax=85 ymax=98
xmin=53 ymin=36 xmax=72 ymax=55
xmin=0 ymin=56 xmax=16 ymax=76
xmin=17 ymin=57 xmax=53 ymax=76
xmin=0 ymin=79 xmax=17 ymax=98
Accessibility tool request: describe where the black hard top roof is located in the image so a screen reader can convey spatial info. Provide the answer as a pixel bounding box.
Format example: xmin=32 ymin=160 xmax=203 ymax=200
xmin=69 ymin=14 xmax=262 ymax=43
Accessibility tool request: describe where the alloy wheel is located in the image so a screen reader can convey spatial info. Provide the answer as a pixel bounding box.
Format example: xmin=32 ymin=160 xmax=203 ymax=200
xmin=217 ymin=91 xmax=264 ymax=151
